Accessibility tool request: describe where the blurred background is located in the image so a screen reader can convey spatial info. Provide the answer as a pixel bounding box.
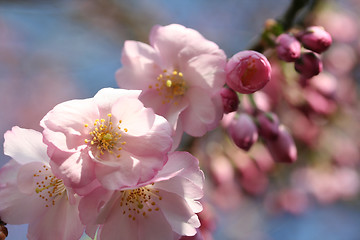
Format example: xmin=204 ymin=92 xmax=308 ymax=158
xmin=0 ymin=0 xmax=359 ymax=239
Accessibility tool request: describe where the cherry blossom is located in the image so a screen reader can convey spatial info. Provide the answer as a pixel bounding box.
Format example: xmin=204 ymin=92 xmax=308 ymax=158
xmin=0 ymin=127 xmax=84 ymax=240
xmin=78 ymin=151 xmax=204 ymax=240
xmin=40 ymin=88 xmax=173 ymax=193
xmin=116 ymin=24 xmax=226 ymax=138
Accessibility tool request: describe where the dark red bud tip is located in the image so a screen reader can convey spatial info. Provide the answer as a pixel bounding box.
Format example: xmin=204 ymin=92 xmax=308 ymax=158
xmin=295 ymin=52 xmax=323 ymax=79
xmin=220 ymin=87 xmax=240 ymax=113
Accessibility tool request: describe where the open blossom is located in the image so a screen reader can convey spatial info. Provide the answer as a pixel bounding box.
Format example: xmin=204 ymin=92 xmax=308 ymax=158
xmin=79 ymin=151 xmax=204 ymax=240
xmin=116 ymin=24 xmax=227 ymax=138
xmin=40 ymin=88 xmax=173 ymax=193
xmin=0 ymin=127 xmax=84 ymax=240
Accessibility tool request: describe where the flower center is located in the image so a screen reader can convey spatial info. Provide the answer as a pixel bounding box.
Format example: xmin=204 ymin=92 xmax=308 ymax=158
xmin=33 ymin=165 xmax=66 ymax=207
xmin=149 ymin=69 xmax=187 ymax=105
xmin=119 ymin=184 xmax=162 ymax=221
xmin=84 ymin=113 xmax=127 ymax=158
xmin=241 ymin=58 xmax=257 ymax=87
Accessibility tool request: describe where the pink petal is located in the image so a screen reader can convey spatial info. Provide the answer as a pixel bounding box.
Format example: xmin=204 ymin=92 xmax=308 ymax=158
xmin=137 ymin=208 xmax=174 ymax=240
xmin=49 ymin=150 xmax=96 ymax=191
xmin=94 ymin=152 xmax=141 ymax=189
xmin=155 ymin=190 xmax=200 ymax=236
xmin=150 ymin=24 xmax=221 ymax=68
xmin=184 ymin=53 xmax=226 ymax=89
xmin=139 ymin=89 xmax=189 ymax=129
xmin=154 ymin=176 xmax=203 ymax=202
xmin=112 ymin=98 xmax=173 ymax=157
xmin=0 ymin=161 xmax=45 ymax=224
xmin=152 ymin=152 xmax=203 ymax=185
xmin=180 ymin=88 xmax=223 ymax=136
xmin=116 ymin=40 xmax=162 ymax=89
xmin=93 ymin=88 xmax=141 ymax=117
xmin=41 ymin=98 xmax=98 ymax=151
xmin=4 ymin=127 xmax=49 ymax=164
xmin=27 ymin=195 xmax=84 ymax=240
xmin=78 ymin=187 xmax=114 ymax=226
xmin=17 ymin=162 xmax=49 ymax=194
xmin=98 ymin=201 xmax=138 ymax=240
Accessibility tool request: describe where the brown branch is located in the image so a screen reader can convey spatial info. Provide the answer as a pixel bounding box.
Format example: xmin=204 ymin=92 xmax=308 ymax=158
xmin=0 ymin=219 xmax=7 ymax=240
xmin=249 ymin=0 xmax=319 ymax=52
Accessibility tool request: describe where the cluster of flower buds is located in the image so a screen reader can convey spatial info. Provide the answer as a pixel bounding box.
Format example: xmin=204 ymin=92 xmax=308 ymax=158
xmin=221 ymin=46 xmax=297 ymax=163
xmin=226 ymin=110 xmax=297 ymax=163
xmin=276 ymin=26 xmax=332 ymax=79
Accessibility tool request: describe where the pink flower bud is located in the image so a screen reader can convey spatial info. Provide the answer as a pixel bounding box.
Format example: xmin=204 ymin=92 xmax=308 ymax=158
xmin=220 ymin=87 xmax=239 ymax=113
xmin=226 ymin=50 xmax=271 ymax=94
xmin=300 ymin=26 xmax=332 ymax=53
xmin=295 ymin=52 xmax=323 ymax=78
xmin=276 ymin=33 xmax=301 ymax=62
xmin=265 ymin=125 xmax=297 ymax=163
xmin=256 ymin=112 xmax=280 ymax=140
xmin=228 ymin=113 xmax=258 ymax=151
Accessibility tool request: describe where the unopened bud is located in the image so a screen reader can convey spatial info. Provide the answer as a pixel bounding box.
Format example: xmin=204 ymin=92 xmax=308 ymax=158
xmin=228 ymin=113 xmax=258 ymax=151
xmin=265 ymin=125 xmax=297 ymax=163
xmin=276 ymin=33 xmax=301 ymax=62
xmin=226 ymin=50 xmax=271 ymax=94
xmin=295 ymin=52 xmax=323 ymax=79
xmin=220 ymin=87 xmax=239 ymax=113
xmin=256 ymin=112 xmax=280 ymax=140
xmin=300 ymin=26 xmax=332 ymax=53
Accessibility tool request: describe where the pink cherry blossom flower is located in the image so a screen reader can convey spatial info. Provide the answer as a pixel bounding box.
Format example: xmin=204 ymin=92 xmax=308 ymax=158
xmin=116 ymin=24 xmax=227 ymax=138
xmin=0 ymin=127 xmax=84 ymax=240
xmin=79 ymin=151 xmax=204 ymax=240
xmin=40 ymin=88 xmax=173 ymax=193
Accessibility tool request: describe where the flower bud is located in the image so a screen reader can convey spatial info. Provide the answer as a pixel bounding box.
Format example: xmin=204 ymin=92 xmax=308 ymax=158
xmin=295 ymin=52 xmax=323 ymax=78
xmin=228 ymin=113 xmax=258 ymax=151
xmin=300 ymin=26 xmax=332 ymax=53
xmin=276 ymin=33 xmax=301 ymax=62
xmin=220 ymin=87 xmax=239 ymax=113
xmin=265 ymin=125 xmax=297 ymax=163
xmin=226 ymin=50 xmax=271 ymax=94
xmin=256 ymin=112 xmax=280 ymax=140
